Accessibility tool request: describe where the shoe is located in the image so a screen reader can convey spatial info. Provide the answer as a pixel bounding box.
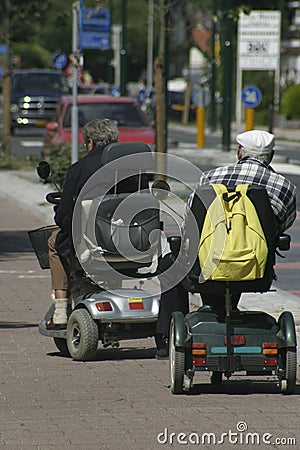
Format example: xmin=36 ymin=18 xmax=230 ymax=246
xmin=45 ymin=317 xmax=66 ymax=330
xmin=155 ymin=333 xmax=169 ymax=359
xmin=156 ymin=347 xmax=169 ymax=359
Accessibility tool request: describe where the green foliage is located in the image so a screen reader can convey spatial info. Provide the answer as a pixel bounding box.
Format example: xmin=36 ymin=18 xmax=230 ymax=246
xmin=0 ymin=153 xmax=39 ymax=171
xmin=48 ymin=143 xmax=86 ymax=189
xmin=0 ymin=0 xmax=51 ymax=44
xmin=13 ymin=43 xmax=52 ymax=69
xmin=282 ymin=84 xmax=300 ymax=120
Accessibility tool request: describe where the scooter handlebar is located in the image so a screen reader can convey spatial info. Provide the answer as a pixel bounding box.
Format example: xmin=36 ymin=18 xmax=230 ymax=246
xmin=46 ymin=192 xmax=62 ymax=205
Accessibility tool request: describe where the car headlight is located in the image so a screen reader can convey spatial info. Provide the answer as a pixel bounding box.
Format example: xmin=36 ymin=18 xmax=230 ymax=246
xmin=11 ymin=104 xmax=18 ymax=113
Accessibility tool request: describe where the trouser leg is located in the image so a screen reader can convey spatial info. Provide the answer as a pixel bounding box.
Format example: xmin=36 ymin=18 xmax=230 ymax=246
xmin=156 ymin=284 xmax=189 ymax=336
xmin=156 ymin=253 xmax=189 ymax=336
xmin=48 ymin=230 xmax=68 ymax=294
xmin=200 ymin=292 xmax=241 ymax=311
xmin=48 ymin=230 xmax=68 ymax=326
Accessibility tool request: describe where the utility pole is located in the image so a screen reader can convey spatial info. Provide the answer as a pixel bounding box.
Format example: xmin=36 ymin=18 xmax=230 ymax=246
xmin=71 ymin=1 xmax=80 ymax=164
xmin=120 ymin=0 xmax=127 ymax=95
xmin=209 ymin=0 xmax=217 ymax=132
xmin=1 ymin=0 xmax=11 ymax=154
xmin=147 ymin=0 xmax=154 ymax=89
xmin=154 ymin=0 xmax=168 ymax=179
xmin=222 ymin=0 xmax=233 ymax=151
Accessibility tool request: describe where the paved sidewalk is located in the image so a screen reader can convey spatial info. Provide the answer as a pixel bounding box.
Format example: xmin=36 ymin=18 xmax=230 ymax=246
xmin=0 ymin=195 xmax=300 ymax=450
xmin=0 ymin=168 xmax=299 ymax=355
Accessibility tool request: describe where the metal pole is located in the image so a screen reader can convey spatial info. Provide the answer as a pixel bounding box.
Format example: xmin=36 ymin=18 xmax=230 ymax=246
xmin=120 ymin=0 xmax=127 ymax=95
xmin=209 ymin=0 xmax=217 ymax=132
xmin=147 ymin=0 xmax=154 ymax=89
xmin=71 ymin=1 xmax=79 ymax=164
xmin=222 ymin=1 xmax=233 ymax=151
xmin=2 ymin=0 xmax=11 ymax=152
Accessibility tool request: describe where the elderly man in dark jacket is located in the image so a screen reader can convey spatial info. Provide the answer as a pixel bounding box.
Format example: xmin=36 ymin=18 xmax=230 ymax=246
xmin=47 ymin=118 xmax=119 ymax=328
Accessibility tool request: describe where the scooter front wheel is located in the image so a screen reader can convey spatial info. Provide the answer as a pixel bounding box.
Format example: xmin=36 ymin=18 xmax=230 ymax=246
xmin=67 ymin=309 xmax=99 ymax=361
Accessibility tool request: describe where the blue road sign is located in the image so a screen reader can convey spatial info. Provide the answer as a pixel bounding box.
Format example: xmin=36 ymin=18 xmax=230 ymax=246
xmin=80 ymin=7 xmax=110 ymax=50
xmin=242 ymin=85 xmax=262 ymax=108
xmin=51 ymin=52 xmax=68 ymax=69
xmin=0 ymin=45 xmax=7 ymax=55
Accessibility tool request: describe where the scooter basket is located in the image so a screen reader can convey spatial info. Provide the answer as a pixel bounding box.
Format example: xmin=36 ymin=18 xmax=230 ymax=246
xmin=28 ymin=225 xmax=59 ymax=269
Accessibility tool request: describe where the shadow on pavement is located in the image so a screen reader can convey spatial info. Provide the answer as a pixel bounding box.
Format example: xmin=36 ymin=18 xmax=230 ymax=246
xmin=0 ymin=230 xmax=34 ymax=254
xmin=48 ymin=345 xmax=157 ymax=361
xmin=188 ymin=380 xmax=300 ymax=396
xmin=0 ymin=321 xmax=38 ymax=329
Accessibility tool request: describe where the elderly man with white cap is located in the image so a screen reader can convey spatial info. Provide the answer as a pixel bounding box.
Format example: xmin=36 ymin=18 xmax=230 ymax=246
xmin=196 ymin=129 xmax=296 ymax=234
xmin=155 ymin=129 xmax=297 ymax=358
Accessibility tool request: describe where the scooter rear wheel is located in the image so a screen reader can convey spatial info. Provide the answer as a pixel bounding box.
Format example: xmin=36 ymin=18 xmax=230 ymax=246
xmin=67 ymin=309 xmax=99 ymax=361
xmin=169 ymin=318 xmax=185 ymax=394
xmin=280 ymin=349 xmax=297 ymax=395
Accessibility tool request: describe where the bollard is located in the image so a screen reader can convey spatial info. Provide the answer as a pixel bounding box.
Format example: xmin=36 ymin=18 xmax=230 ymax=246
xmin=196 ymin=106 xmax=205 ymax=148
xmin=245 ymin=107 xmax=254 ymax=131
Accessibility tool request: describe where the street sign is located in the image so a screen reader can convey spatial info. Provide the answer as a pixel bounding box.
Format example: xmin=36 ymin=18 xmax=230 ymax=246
xmin=242 ymin=85 xmax=262 ymax=108
xmin=0 ymin=45 xmax=7 ymax=55
xmin=80 ymin=8 xmax=110 ymax=50
xmin=51 ymin=52 xmax=68 ymax=69
xmin=238 ymin=11 xmax=281 ymax=71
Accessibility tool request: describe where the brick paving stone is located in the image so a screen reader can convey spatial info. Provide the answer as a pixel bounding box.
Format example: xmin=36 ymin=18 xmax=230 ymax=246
xmin=0 ymin=195 xmax=300 ymax=450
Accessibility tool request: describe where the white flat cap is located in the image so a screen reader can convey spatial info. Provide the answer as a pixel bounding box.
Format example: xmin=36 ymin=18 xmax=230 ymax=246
xmin=236 ymin=130 xmax=275 ymax=155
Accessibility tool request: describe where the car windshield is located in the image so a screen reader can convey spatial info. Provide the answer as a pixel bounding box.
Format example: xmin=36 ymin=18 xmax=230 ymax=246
xmin=63 ymin=102 xmax=147 ymax=128
xmin=12 ymin=73 xmax=70 ymax=95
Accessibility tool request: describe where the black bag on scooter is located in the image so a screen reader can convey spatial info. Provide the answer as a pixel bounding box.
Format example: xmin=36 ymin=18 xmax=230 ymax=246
xmin=28 ymin=224 xmax=59 ymax=269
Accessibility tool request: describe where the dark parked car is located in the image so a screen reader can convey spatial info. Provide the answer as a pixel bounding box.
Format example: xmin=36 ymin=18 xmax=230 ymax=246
xmin=11 ymin=69 xmax=70 ymax=132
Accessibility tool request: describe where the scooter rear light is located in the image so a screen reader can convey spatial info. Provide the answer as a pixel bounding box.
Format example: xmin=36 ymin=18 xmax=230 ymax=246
xmin=95 ymin=302 xmax=113 ymax=312
xmin=192 ymin=343 xmax=206 ymax=367
xmin=263 ymin=343 xmax=278 ymax=355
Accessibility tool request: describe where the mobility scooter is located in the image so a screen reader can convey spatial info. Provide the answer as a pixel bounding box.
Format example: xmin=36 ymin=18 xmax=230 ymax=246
xmin=166 ymin=183 xmax=297 ymax=395
xmin=30 ymin=143 xmax=163 ymax=361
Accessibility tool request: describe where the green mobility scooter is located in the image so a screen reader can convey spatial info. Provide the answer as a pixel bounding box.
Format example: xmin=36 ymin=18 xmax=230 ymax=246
xmin=167 ymin=183 xmax=297 ymax=395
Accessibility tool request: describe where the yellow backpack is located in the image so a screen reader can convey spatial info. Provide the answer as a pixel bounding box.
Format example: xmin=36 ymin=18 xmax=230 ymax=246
xmin=198 ymin=184 xmax=268 ymax=281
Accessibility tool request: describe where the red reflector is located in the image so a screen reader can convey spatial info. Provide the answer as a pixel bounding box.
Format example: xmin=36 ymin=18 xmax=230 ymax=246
xmin=128 ymin=298 xmax=144 ymax=310
xmin=129 ymin=303 xmax=144 ymax=310
xmin=95 ymin=302 xmax=113 ymax=312
xmin=263 ymin=342 xmax=278 ymax=349
xmin=193 ymin=357 xmax=206 ymax=367
xmin=224 ymin=335 xmax=245 ymax=346
xmin=264 ymin=357 xmax=278 ymax=367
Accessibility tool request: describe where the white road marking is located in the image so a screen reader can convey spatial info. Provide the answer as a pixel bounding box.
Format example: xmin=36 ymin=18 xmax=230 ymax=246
xmin=20 ymin=141 xmax=43 ymax=147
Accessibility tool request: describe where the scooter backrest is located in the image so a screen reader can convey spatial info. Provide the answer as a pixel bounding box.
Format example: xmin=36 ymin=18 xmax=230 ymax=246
xmin=101 ymin=142 xmax=154 ymax=193
xmin=182 ymin=183 xmax=277 ymax=294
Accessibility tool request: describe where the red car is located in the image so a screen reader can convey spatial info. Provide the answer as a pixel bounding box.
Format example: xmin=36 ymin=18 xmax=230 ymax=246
xmin=42 ymin=95 xmax=155 ymax=155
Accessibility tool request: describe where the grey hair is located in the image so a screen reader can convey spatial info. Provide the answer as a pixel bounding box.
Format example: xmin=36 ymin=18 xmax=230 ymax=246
xmin=83 ymin=118 xmax=118 ymax=147
xmin=239 ymin=147 xmax=272 ymax=165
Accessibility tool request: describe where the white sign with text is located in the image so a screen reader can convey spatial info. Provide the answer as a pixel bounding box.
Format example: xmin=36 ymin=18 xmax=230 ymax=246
xmin=238 ymin=10 xmax=281 ymax=71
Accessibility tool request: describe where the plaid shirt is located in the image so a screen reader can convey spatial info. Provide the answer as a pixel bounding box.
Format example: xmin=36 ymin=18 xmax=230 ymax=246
xmin=195 ymin=157 xmax=297 ymax=233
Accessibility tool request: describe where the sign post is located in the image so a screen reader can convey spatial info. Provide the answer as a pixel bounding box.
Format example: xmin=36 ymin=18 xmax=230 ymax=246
xmin=242 ymin=85 xmax=262 ymax=131
xmin=71 ymin=1 xmax=80 ymax=164
xmin=236 ymin=11 xmax=281 ymax=125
